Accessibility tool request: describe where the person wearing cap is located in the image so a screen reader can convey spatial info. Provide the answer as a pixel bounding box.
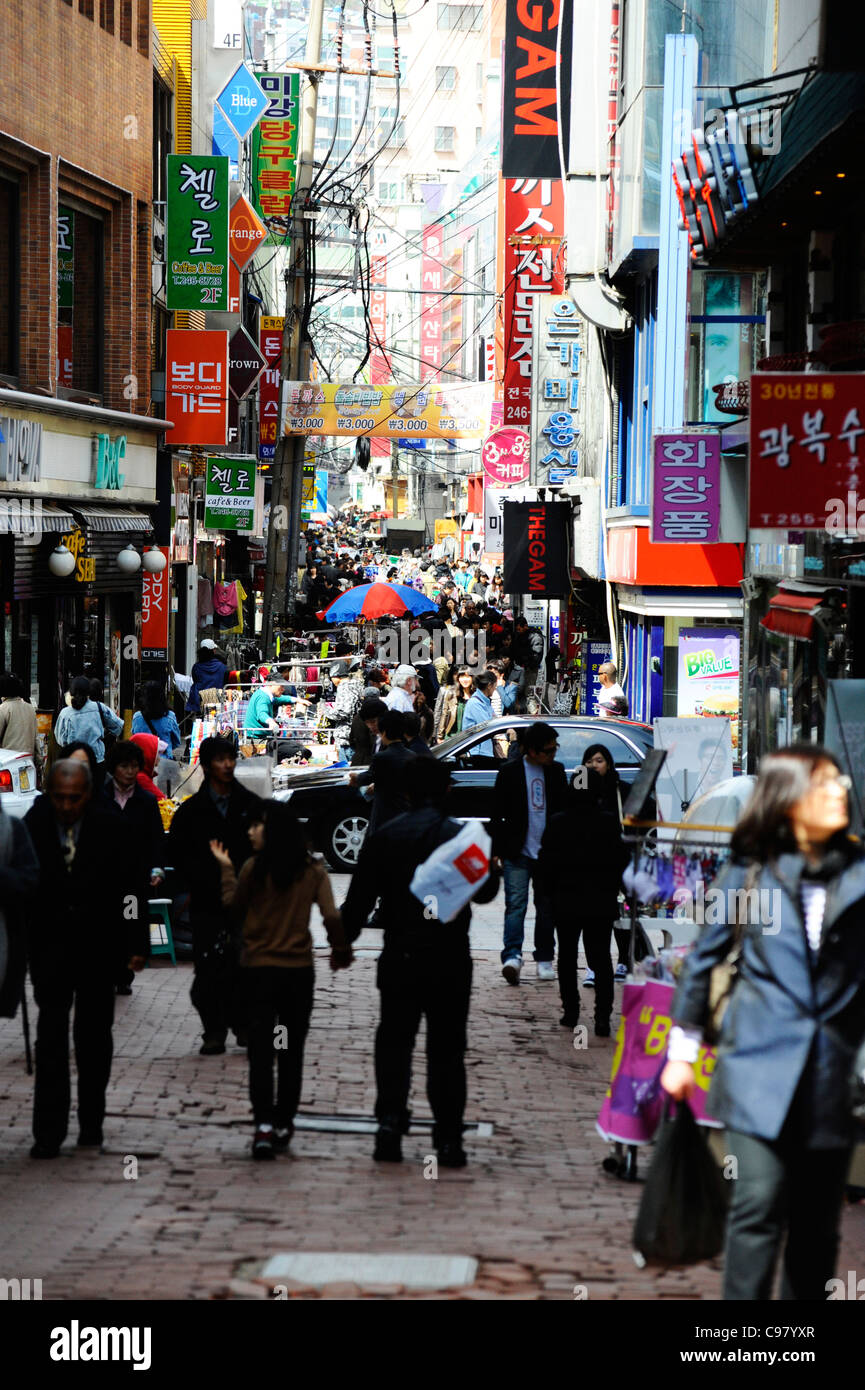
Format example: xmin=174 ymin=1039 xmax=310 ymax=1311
xmin=384 ymin=665 xmax=417 ymax=714
xmin=324 ymin=659 xmax=364 ymax=756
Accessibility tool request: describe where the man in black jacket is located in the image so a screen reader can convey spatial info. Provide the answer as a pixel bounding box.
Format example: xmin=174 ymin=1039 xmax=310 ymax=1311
xmin=491 ymin=722 xmax=567 ymax=985
xmin=101 ymin=740 xmax=166 ymax=996
xmin=169 ymin=737 xmax=262 ymax=1055
xmin=348 ymin=709 xmax=416 ymax=834
xmin=0 ymin=806 xmax=39 ymax=1021
xmin=26 ymin=760 xmax=149 ymax=1158
xmin=342 ymin=758 xmax=499 ymax=1168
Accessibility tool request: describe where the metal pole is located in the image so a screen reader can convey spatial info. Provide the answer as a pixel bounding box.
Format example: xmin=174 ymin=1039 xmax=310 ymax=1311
xmin=391 ymin=440 xmax=400 ymax=521
xmin=263 ymin=0 xmax=325 ymax=654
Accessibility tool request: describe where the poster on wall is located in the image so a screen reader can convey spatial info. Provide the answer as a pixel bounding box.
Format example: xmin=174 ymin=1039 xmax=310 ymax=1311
xmin=582 ymin=640 xmax=612 ymax=717
xmin=653 ymin=716 xmax=734 ymax=835
xmin=676 ymin=627 xmax=740 ymax=752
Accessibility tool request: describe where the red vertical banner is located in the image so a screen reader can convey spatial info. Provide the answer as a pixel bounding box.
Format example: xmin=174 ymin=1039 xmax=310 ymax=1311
xmin=141 ymin=550 xmax=170 ymax=659
xmin=370 ymin=233 xmax=390 ymax=458
xmin=165 ymin=329 xmax=230 ymax=447
xmin=499 ymin=178 xmax=566 ymax=429
xmin=420 ymin=223 xmax=444 ymax=381
xmin=258 ymin=315 xmax=284 ymax=461
xmin=57 ymin=324 xmax=73 ymax=388
xmin=607 ymin=2 xmax=621 ymax=261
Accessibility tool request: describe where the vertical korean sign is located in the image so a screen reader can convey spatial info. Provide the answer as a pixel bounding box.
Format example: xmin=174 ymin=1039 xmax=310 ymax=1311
xmin=57 ymin=207 xmax=74 ymax=388
xmin=370 ymin=231 xmax=390 ymax=458
xmin=258 ymin=316 xmax=284 ymax=461
xmin=141 ymin=551 xmax=170 ymax=660
xmin=166 ymin=156 xmax=229 ymax=310
xmin=250 ymin=72 xmax=300 ymax=237
xmin=651 ymin=432 xmax=721 ymax=542
xmin=165 ymin=329 xmax=229 ymax=447
xmin=497 ymin=178 xmax=566 ymax=430
xmin=205 ymin=456 xmax=256 ymax=531
xmin=531 ymin=296 xmax=582 ymax=480
xmin=420 ymin=224 xmax=444 ymax=381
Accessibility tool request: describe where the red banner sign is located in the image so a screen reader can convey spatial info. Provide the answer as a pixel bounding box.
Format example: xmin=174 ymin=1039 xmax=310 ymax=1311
xmin=420 ymin=223 xmax=445 ymax=381
xmin=499 ymin=177 xmax=565 ymax=429
xmin=141 ymin=550 xmax=170 ymax=659
xmin=258 ymin=316 xmax=283 ymax=461
xmin=749 ymin=372 xmax=865 ymax=528
xmin=165 ymin=329 xmax=229 ymax=447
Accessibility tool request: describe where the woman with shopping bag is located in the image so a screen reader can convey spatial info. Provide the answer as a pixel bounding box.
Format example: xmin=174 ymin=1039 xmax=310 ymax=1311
xmin=660 ymin=745 xmax=865 ymax=1299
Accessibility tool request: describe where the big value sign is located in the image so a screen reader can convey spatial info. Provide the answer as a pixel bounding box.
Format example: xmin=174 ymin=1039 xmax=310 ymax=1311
xmin=166 ymin=155 xmax=230 ymax=311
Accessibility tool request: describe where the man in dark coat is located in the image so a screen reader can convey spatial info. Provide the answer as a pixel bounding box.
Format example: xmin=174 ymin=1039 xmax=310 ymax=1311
xmin=349 ymin=696 xmax=387 ymax=768
xmin=26 ymin=760 xmax=149 ymax=1157
xmin=101 ymin=739 xmax=166 ymax=996
xmin=169 ymin=737 xmax=262 ymax=1054
xmin=490 ymin=722 xmax=567 ymax=984
xmin=0 ymin=806 xmax=39 ymax=1020
xmin=348 ymin=709 xmax=416 ymax=835
xmin=538 ymin=771 xmax=630 ymax=1034
xmin=342 ymin=758 xmax=499 ymax=1167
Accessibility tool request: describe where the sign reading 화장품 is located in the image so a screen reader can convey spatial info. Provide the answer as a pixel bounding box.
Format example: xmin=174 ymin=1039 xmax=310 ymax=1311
xmin=651 ymin=431 xmax=721 ymax=543
xmin=166 ymin=155 xmax=230 ymax=311
xmin=204 ymin=456 xmax=256 ymax=531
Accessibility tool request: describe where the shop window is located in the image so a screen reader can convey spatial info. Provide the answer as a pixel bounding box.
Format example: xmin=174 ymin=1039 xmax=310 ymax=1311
xmin=0 ymin=176 xmax=20 ymax=381
xmin=79 ymin=0 xmax=94 ymax=18
xmin=687 ymin=270 xmax=767 ymax=424
xmin=137 ymin=0 xmax=148 ymax=56
xmin=153 ymin=76 xmax=172 ymax=207
xmin=120 ymin=0 xmax=132 ymax=45
xmin=57 ymin=206 xmax=104 ymax=398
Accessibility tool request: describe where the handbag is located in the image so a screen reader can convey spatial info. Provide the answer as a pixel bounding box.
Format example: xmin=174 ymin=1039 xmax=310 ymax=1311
xmin=632 ymin=1101 xmax=729 ymax=1267
xmin=703 ymin=863 xmax=759 ymax=1047
xmin=96 ymin=701 xmax=118 ymax=758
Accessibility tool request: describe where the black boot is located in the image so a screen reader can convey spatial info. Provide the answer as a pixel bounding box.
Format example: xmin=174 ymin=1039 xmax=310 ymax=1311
xmin=595 ymin=1016 xmax=611 ymax=1037
xmin=373 ymin=1117 xmax=403 ymax=1162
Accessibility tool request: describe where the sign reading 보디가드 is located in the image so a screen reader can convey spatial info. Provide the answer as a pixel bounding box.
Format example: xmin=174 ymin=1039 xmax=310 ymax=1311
xmin=282 ymin=381 xmax=491 ymax=440
xmin=165 ymin=330 xmax=229 ymax=447
xmin=166 ymin=155 xmax=230 ymax=311
xmin=651 ymin=431 xmax=721 ymax=543
xmin=205 ymin=456 xmax=256 ymax=531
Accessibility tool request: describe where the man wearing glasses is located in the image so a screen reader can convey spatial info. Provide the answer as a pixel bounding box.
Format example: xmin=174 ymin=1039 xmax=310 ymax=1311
xmin=491 ymin=722 xmax=567 ymax=983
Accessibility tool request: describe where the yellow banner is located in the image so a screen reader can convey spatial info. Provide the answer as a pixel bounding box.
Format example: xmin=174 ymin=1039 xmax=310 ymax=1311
xmin=282 ymin=381 xmax=492 ymax=440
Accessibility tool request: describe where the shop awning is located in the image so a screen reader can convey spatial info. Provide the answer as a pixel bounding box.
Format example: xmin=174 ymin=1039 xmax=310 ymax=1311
xmin=72 ymin=507 xmax=153 ymax=532
xmin=760 ymin=589 xmax=828 ymax=640
xmin=0 ymin=502 xmax=76 ymax=532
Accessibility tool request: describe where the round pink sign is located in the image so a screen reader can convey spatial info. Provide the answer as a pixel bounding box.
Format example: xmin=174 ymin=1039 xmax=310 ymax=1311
xmin=481 ymin=428 xmax=530 ymax=486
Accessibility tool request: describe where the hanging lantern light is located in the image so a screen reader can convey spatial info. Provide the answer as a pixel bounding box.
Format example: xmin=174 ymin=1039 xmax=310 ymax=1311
xmin=48 ymin=544 xmax=76 ymax=578
xmin=117 ymin=543 xmax=141 ymax=574
xmin=142 ymin=546 xmax=167 ymax=573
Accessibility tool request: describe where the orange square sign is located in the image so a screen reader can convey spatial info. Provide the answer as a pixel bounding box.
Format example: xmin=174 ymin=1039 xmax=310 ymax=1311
xmin=229 ymin=194 xmax=268 ymax=271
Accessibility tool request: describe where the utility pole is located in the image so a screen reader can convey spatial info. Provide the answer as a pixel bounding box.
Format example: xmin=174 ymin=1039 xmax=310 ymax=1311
xmin=263 ymin=0 xmax=325 ymax=654
xmin=390 ymin=440 xmax=400 ymax=522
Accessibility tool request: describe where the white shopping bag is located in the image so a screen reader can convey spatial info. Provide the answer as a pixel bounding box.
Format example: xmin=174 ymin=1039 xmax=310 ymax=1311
xmin=409 ymin=821 xmax=492 ymax=922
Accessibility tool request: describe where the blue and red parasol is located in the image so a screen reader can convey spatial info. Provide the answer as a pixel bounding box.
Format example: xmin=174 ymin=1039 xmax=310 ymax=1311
xmin=316 ymin=581 xmax=438 ymax=623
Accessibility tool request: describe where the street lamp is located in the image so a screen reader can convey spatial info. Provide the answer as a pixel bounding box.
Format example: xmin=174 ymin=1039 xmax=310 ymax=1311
xmin=117 ymin=543 xmax=141 ymax=574
xmin=142 ymin=546 xmax=167 ymax=573
xmin=48 ymin=544 xmax=76 ymax=578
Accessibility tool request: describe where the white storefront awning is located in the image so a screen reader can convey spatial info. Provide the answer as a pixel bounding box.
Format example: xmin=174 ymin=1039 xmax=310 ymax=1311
xmin=615 ymin=585 xmax=743 ymax=620
xmin=72 ymin=507 xmax=153 ymax=532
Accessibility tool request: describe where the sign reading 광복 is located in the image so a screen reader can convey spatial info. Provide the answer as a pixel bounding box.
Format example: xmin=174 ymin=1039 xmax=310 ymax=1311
xmin=166 ymin=155 xmax=229 ymax=310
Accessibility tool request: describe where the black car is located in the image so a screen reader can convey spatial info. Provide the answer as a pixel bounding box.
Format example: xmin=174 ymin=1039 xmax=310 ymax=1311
xmin=274 ymin=715 xmax=653 ymax=872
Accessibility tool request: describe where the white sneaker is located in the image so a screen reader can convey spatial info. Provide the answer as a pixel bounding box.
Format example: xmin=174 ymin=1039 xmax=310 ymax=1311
xmin=536 ymin=960 xmax=556 ymax=981
xmin=583 ymin=969 xmax=595 ymax=987
xmin=502 ymin=958 xmax=522 ymax=985
xmin=615 ymin=963 xmax=628 ymax=979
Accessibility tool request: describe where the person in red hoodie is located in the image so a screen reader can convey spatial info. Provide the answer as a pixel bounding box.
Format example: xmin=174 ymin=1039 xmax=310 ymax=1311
xmin=129 ymin=733 xmax=167 ymax=802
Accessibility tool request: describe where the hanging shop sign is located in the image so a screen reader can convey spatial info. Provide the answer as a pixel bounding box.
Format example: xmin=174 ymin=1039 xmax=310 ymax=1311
xmin=92 ymin=433 xmax=126 ymax=490
xmin=165 ymin=329 xmax=229 ymax=447
xmin=141 ymin=550 xmax=170 ymax=659
xmin=229 ymin=325 xmax=267 ymax=399
xmin=57 ymin=207 xmax=74 ymax=310
xmin=300 ymin=452 xmax=317 ymax=519
xmin=57 ymin=325 xmax=73 ymax=389
xmin=212 ymin=102 xmax=241 ymax=181
xmin=581 ymin=640 xmax=613 ymax=717
xmin=502 ymin=0 xmax=572 ymax=178
xmin=482 ymin=427 xmax=530 ymax=486
xmin=204 ymin=455 xmax=256 ymax=531
xmin=370 ymin=232 xmax=390 ymax=459
xmin=258 ymin=316 xmax=283 ymax=461
xmin=750 ymin=372 xmax=865 ymax=529
xmin=483 ymin=479 xmax=507 ymax=565
xmin=250 ymin=71 xmax=300 ymax=233
xmin=282 ymin=381 xmax=491 ymax=440
xmin=651 ymin=431 xmax=721 ymax=543
xmin=165 ymin=154 xmax=230 ymax=311
xmin=677 ymin=628 xmax=740 ymax=751
xmin=497 ymin=177 xmax=566 ymax=431
xmin=672 ymin=126 xmax=758 ymax=265
xmin=59 ymin=527 xmax=95 ymax=583
xmin=420 ymin=224 xmax=444 ymax=381
xmin=501 ymin=499 xmax=569 ymax=598
xmin=228 ymin=194 xmax=268 ymax=271
xmin=531 ymin=296 xmax=582 ymax=479
xmin=215 ymin=62 xmax=269 ymax=142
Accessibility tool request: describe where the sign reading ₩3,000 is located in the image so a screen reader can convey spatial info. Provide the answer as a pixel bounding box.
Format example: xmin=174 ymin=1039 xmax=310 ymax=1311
xmin=282 ymin=382 xmax=492 ymax=440
xmin=166 ymin=155 xmax=230 ymax=311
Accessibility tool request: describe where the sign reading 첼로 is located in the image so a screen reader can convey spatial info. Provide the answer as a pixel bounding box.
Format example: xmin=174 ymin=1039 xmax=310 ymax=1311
xmin=166 ymin=155 xmax=230 ymax=311
xmin=205 ymin=455 xmax=256 ymax=531
xmin=651 ymin=431 xmax=721 ymax=543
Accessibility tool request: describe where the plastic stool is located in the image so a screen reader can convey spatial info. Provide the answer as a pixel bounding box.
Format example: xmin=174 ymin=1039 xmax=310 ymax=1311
xmin=148 ymin=899 xmax=176 ymax=965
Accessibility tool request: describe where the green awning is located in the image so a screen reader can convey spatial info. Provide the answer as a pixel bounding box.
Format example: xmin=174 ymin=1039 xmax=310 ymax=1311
xmin=758 ymin=71 xmax=865 ymax=198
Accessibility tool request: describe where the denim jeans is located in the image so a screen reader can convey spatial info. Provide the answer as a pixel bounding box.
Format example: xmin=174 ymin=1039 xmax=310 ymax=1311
xmin=501 ymin=854 xmax=555 ymax=963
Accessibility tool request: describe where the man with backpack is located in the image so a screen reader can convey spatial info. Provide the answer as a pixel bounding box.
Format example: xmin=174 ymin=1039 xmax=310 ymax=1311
xmin=342 ymin=759 xmax=499 ymax=1169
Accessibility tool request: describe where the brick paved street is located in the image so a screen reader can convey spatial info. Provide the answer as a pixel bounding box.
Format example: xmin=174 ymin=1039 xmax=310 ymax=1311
xmin=1 ymin=876 xmax=863 ymax=1301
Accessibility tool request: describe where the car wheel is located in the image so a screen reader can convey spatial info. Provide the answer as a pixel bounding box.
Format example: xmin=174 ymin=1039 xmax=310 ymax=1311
xmin=325 ymin=811 xmax=370 ymax=872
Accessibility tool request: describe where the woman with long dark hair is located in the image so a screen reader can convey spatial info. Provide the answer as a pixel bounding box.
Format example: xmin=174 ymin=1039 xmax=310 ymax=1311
xmin=132 ymin=680 xmax=182 ymax=754
xmin=210 ymin=803 xmax=352 ymax=1160
xmin=54 ymin=676 xmax=123 ymax=790
xmin=433 ymin=667 xmax=475 ymax=742
xmin=661 ymin=745 xmax=865 ymax=1300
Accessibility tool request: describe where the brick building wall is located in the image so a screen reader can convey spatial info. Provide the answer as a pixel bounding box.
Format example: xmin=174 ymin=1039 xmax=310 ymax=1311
xmin=0 ymin=0 xmax=153 ymax=413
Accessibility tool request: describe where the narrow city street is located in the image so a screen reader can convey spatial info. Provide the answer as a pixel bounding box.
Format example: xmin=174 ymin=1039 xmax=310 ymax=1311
xmin=2 ymin=880 xmax=863 ymax=1302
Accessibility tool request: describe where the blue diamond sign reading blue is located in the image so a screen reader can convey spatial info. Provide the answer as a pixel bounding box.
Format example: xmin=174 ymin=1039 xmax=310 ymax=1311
xmin=212 ymin=103 xmax=241 ymax=180
xmin=215 ymin=63 xmax=269 ymax=141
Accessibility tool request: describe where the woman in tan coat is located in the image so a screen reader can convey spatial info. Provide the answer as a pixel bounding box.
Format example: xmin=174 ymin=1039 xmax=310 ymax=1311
xmin=210 ymin=802 xmax=352 ymax=1160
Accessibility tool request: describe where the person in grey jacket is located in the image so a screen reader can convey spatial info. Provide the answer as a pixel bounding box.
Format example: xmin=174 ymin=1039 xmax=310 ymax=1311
xmin=661 ymin=745 xmax=865 ymax=1301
